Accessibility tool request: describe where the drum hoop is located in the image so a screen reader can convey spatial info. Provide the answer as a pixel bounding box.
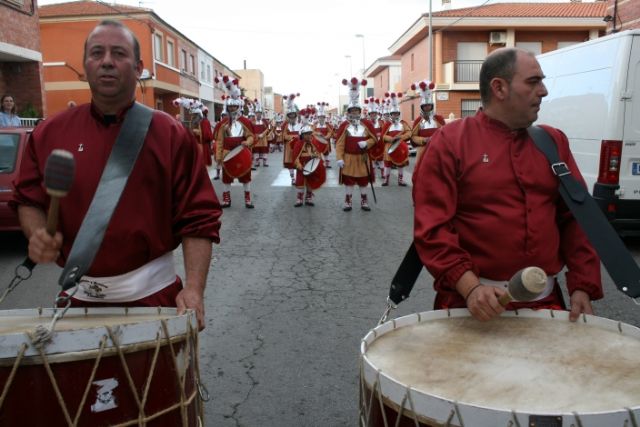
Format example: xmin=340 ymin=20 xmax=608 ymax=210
xmin=0 ymin=307 xmax=196 ymax=359
xmin=224 ymin=145 xmax=247 ymax=161
xmin=388 ymin=140 xmax=403 ymax=154
xmin=303 ymin=158 xmax=319 ymax=175
xmin=361 ymin=309 xmax=640 ymax=426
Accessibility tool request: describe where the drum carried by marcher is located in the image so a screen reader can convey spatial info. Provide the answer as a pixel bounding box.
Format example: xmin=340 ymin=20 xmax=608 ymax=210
xmin=360 ymin=309 xmax=640 ymax=427
xmin=387 ymin=140 xmax=409 ymax=165
xmin=223 ymin=145 xmax=252 ymax=177
xmin=302 ymin=157 xmax=326 ymax=190
xmin=0 ymin=307 xmax=206 ymax=426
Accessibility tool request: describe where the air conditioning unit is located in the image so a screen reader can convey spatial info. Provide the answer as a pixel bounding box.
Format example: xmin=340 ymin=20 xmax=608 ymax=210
xmin=489 ymin=31 xmax=507 ymax=45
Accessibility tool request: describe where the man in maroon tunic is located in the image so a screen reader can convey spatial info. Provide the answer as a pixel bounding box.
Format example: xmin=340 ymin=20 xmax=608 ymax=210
xmin=11 ymin=20 xmax=221 ymax=330
xmin=413 ymin=48 xmax=602 ymax=323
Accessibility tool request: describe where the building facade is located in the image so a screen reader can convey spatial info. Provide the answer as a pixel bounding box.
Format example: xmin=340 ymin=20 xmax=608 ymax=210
xmin=0 ymin=0 xmax=45 ymax=117
xmin=371 ymin=2 xmax=607 ymax=122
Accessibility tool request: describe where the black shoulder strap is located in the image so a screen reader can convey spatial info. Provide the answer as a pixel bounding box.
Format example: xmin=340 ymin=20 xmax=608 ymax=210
xmin=59 ymin=103 xmax=154 ymax=291
xmin=528 ymin=125 xmax=640 ymax=298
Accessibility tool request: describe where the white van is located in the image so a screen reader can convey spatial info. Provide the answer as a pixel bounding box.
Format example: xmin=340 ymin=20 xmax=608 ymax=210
xmin=536 ymin=30 xmax=640 ymax=235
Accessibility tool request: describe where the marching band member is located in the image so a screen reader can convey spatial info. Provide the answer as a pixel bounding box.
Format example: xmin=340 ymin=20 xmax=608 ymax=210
xmin=214 ymin=77 xmax=256 ymax=208
xmin=200 ymin=107 xmax=214 ymax=167
xmin=410 ymin=80 xmax=446 ymax=163
xmin=365 ymin=97 xmax=385 ymax=179
xmin=271 ymin=113 xmax=284 ymax=153
xmin=251 ymin=99 xmax=270 ymax=167
xmin=313 ymin=102 xmax=334 ymax=169
xmin=380 ymin=92 xmax=411 ymax=187
xmin=283 ymin=93 xmax=302 ymax=185
xmin=292 ymin=125 xmax=325 ymax=207
xmin=335 ymin=78 xmax=377 ymax=211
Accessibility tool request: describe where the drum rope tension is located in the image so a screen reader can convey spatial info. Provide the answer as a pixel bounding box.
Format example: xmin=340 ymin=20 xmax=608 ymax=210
xmin=30 ymin=287 xmax=77 ymax=349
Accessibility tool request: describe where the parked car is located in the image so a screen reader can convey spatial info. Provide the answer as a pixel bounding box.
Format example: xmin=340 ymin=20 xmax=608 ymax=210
xmin=0 ymin=127 xmax=31 ymax=232
xmin=536 ymin=30 xmax=640 ymax=235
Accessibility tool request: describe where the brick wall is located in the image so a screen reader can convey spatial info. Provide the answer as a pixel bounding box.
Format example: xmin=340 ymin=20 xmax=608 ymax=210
xmin=0 ymin=62 xmax=45 ymax=116
xmin=608 ymin=0 xmax=640 ymax=32
xmin=0 ymin=0 xmax=40 ymax=51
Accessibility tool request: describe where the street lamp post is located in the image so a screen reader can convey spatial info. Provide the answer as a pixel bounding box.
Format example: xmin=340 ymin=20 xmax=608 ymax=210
xmin=355 ymin=34 xmax=366 ymax=102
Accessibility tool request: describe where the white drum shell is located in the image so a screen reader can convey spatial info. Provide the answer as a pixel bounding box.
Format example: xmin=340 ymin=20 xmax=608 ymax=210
xmin=0 ymin=307 xmax=196 ymax=360
xmin=360 ymin=309 xmax=640 ymax=427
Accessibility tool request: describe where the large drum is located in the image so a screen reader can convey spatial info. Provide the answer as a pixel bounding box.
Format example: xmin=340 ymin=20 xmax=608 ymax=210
xmin=387 ymin=140 xmax=409 ymax=165
xmin=223 ymin=145 xmax=252 ymax=177
xmin=302 ymin=157 xmax=326 ymax=190
xmin=360 ymin=309 xmax=640 ymax=427
xmin=0 ymin=307 xmax=204 ymax=426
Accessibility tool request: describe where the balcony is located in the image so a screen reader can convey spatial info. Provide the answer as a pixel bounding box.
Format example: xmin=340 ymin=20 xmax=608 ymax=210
xmin=441 ymin=60 xmax=482 ymax=91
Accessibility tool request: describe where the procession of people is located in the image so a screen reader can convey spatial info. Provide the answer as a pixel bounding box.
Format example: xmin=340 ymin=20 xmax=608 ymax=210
xmin=181 ymin=74 xmax=444 ymax=213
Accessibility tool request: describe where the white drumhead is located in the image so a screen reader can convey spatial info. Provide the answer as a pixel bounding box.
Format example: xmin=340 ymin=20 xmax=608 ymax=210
xmin=0 ymin=307 xmax=196 ymax=359
xmin=361 ymin=309 xmax=640 ymax=427
xmin=303 ymin=158 xmax=319 ymax=176
xmin=224 ymin=145 xmax=246 ymax=160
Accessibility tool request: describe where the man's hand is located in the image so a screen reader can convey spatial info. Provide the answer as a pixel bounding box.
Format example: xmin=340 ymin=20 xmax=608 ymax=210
xmin=28 ymin=228 xmax=63 ymax=264
xmin=336 ymin=159 xmax=345 ymax=168
xmin=465 ymin=285 xmax=506 ymax=321
xmin=569 ymin=290 xmax=593 ymax=322
xmin=176 ymin=286 xmax=205 ymax=330
xmin=357 ymin=140 xmax=368 ymax=150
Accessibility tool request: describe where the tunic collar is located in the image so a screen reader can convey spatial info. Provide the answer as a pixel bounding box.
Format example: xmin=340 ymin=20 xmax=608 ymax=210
xmin=90 ymin=101 xmax=136 ymax=126
xmin=476 ymin=109 xmax=528 ymax=139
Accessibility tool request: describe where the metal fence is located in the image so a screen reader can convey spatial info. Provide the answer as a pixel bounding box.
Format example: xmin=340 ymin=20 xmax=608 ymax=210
xmin=455 ymin=60 xmax=483 ymax=83
xmin=19 ymin=118 xmax=41 ymax=128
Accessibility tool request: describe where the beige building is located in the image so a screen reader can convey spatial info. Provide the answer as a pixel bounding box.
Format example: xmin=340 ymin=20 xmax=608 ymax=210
xmin=235 ymin=68 xmax=264 ymax=107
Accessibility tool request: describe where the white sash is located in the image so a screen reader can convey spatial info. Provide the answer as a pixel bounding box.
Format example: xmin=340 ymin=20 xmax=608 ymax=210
xmin=71 ymin=252 xmax=177 ymax=302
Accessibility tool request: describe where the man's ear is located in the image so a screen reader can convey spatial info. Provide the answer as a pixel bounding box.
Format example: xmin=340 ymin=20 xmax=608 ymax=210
xmin=490 ymin=77 xmax=508 ymax=101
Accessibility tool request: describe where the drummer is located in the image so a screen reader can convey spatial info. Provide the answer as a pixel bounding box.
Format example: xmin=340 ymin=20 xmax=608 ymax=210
xmin=335 ymin=77 xmax=377 ymax=211
xmin=10 ymin=20 xmax=221 ymax=330
xmin=410 ymin=80 xmax=445 ymax=163
xmin=292 ymin=125 xmax=325 ymax=207
xmin=413 ymin=47 xmax=603 ymax=322
xmin=380 ymin=92 xmax=411 ymax=187
xmin=283 ymin=94 xmax=302 ymax=186
xmin=215 ymin=77 xmax=256 ymax=208
xmin=312 ymin=102 xmax=334 ymax=169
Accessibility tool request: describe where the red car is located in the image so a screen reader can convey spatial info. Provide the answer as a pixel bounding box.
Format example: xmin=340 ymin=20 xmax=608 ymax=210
xmin=0 ymin=127 xmax=31 ymax=232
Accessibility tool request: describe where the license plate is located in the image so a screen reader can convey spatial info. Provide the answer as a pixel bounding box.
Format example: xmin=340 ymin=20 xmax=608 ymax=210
xmin=633 ymin=162 xmax=640 ymax=175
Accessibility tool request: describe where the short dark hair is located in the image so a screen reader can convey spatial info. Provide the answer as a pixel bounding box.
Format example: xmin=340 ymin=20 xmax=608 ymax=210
xmin=84 ymin=19 xmax=141 ymax=63
xmin=479 ymin=48 xmax=519 ymax=104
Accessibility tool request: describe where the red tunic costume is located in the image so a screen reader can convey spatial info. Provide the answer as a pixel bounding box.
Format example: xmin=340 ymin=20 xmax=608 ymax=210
xmin=291 ymin=137 xmax=325 ymax=188
xmin=380 ymin=120 xmax=411 ymax=167
xmin=411 ymin=114 xmax=445 ymax=162
xmin=283 ymin=121 xmax=302 ymax=169
xmin=252 ymin=118 xmax=269 ymax=154
xmin=412 ymin=110 xmax=603 ymax=310
xmin=12 ymin=102 xmax=222 ymax=284
xmin=367 ymin=119 xmax=385 ymax=161
xmin=312 ymin=123 xmax=333 ymax=155
xmin=335 ymin=119 xmax=377 ymax=186
xmin=215 ymin=116 xmax=255 ymax=184
xmin=200 ymin=117 xmax=214 ymax=166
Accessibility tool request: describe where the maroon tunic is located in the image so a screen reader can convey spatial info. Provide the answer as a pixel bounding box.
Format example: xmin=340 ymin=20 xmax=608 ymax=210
xmin=12 ymin=102 xmax=222 ymax=278
xmin=412 ymin=110 xmax=602 ymax=309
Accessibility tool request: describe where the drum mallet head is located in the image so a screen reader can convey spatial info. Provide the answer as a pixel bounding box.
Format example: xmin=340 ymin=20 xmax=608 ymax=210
xmin=498 ymin=267 xmax=547 ymax=306
xmin=43 ymin=149 xmax=75 ymax=236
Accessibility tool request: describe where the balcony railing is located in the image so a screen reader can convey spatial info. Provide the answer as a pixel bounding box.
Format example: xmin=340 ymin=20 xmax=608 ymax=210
xmin=455 ymin=60 xmax=483 ymax=83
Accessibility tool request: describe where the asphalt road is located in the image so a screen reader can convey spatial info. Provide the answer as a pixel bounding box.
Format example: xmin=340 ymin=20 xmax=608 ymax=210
xmin=1 ymin=149 xmax=639 ymax=426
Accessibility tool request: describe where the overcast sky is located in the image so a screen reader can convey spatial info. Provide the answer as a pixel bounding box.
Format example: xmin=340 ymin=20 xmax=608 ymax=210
xmin=38 ymin=0 xmax=600 ymax=107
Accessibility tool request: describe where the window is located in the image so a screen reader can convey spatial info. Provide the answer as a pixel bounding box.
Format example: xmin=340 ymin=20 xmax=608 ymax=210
xmin=0 ymin=134 xmax=20 ymax=173
xmin=201 ymin=61 xmax=205 ymax=79
xmin=166 ymin=39 xmax=175 ymax=66
xmin=410 ymin=53 xmax=414 ymax=72
xmin=515 ymin=41 xmax=542 ymax=55
xmin=456 ymin=42 xmax=487 ymax=83
xmin=207 ymin=65 xmax=211 ymax=82
xmin=461 ymin=99 xmax=482 ymax=118
xmin=153 ymin=34 xmax=163 ymax=61
xmin=557 ymin=41 xmax=580 ymax=50
xmin=180 ymin=49 xmax=187 ymax=71
xmin=190 ymin=55 xmax=195 ymax=74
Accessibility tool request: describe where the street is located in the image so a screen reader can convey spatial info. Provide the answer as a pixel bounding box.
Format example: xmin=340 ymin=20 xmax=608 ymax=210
xmin=1 ymin=149 xmax=640 ymax=426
